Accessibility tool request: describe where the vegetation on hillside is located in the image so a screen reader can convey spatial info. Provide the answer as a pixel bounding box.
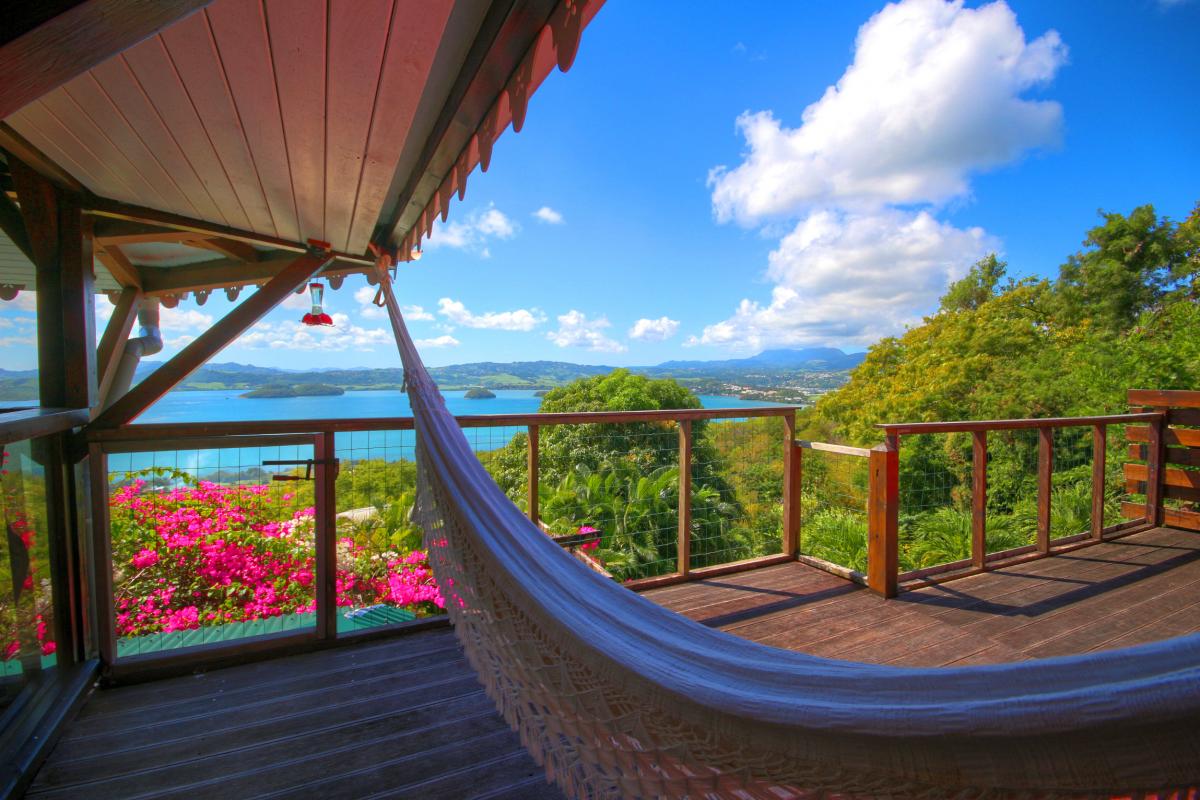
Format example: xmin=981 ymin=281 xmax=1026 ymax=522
xmin=798 ymin=202 xmax=1199 ymax=572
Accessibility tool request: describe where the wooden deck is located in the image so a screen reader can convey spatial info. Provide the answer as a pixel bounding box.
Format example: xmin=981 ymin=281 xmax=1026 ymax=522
xmin=644 ymin=526 xmax=1200 ymax=666
xmin=26 ymin=629 xmax=565 ymax=800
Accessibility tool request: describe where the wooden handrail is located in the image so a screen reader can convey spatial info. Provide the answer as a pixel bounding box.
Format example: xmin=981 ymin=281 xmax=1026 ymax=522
xmin=877 ymin=412 xmax=1160 ymax=435
xmin=796 ymin=440 xmax=871 ymax=458
xmin=86 ymin=405 xmax=800 ymax=443
xmin=0 ymin=407 xmax=90 ymax=446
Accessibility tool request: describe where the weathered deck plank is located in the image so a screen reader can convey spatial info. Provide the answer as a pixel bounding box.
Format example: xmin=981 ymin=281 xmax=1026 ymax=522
xmin=644 ymin=526 xmax=1200 ymax=666
xmin=27 ymin=629 xmax=563 ymax=800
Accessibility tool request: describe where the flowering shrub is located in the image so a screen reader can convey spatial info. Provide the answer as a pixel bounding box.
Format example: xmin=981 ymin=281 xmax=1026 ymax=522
xmin=110 ymin=471 xmax=441 ymax=639
xmin=2 ymin=445 xmax=56 ymax=663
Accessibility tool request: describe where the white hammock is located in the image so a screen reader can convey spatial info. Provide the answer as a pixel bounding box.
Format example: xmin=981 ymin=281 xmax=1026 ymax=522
xmin=376 ymin=274 xmax=1200 ymax=798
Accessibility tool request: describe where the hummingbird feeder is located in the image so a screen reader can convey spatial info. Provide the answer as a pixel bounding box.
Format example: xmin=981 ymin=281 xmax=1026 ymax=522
xmin=301 ymin=282 xmax=333 ymax=326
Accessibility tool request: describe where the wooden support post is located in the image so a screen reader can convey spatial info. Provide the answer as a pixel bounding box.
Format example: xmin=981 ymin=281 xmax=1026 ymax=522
xmin=527 ymin=424 xmax=539 ymax=525
xmin=11 ymin=159 xmax=97 ymax=409
xmin=783 ymin=412 xmax=801 ymax=557
xmin=314 ymin=432 xmax=338 ymax=640
xmin=971 ymin=430 xmax=987 ymax=570
xmin=87 ymin=443 xmax=115 ymax=666
xmin=1037 ymin=427 xmax=1053 ymax=553
xmin=677 ymin=419 xmax=692 ymax=577
xmin=95 ymin=288 xmax=142 ymax=410
xmin=867 ymin=435 xmax=899 ymax=598
xmin=1145 ymin=413 xmax=1165 ymax=527
xmin=91 ymin=251 xmax=333 ymax=428
xmin=0 ymin=190 xmax=34 ymax=262
xmin=1091 ymin=424 xmax=1106 ymax=539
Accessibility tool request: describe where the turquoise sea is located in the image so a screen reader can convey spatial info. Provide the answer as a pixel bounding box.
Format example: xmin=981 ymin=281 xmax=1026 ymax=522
xmin=104 ymin=390 xmax=790 ymax=478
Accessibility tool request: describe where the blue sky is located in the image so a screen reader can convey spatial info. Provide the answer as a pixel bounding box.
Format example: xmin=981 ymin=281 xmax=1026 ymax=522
xmin=2 ymin=0 xmax=1197 ymax=371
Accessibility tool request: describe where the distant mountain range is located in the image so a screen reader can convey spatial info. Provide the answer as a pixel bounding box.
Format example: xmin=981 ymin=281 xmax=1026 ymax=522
xmin=0 ymin=348 xmax=864 ymax=401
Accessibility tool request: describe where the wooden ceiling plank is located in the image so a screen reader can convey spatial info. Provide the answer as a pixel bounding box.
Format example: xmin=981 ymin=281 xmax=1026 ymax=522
xmin=90 ymin=55 xmax=230 ymax=226
xmin=36 ymin=89 xmax=173 ymax=212
xmin=264 ymin=0 xmax=326 ymax=247
xmin=204 ymin=1 xmax=301 ymax=244
xmin=158 ymin=10 xmax=278 ymax=239
xmin=94 ymin=243 xmax=143 ymax=289
xmin=344 ymin=0 xmax=452 ymax=254
xmin=324 ymin=0 xmax=395 ymax=253
xmin=15 ymin=101 xmax=143 ymax=202
xmin=90 ymin=250 xmax=334 ymax=429
xmin=62 ymin=73 xmax=202 ymax=219
xmin=119 ymin=38 xmax=255 ymax=233
xmin=0 ymin=0 xmax=214 ymax=120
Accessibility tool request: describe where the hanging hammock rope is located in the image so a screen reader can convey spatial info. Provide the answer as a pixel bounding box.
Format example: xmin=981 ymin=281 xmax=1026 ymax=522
xmin=374 ymin=268 xmax=1200 ymax=799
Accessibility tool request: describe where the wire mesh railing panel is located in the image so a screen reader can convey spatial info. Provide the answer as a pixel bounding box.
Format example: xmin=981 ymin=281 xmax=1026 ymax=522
xmin=1 ymin=439 xmax=57 ymax=693
xmin=1048 ymin=426 xmax=1096 ymax=541
xmin=467 ymin=424 xmax=530 ymax=511
xmin=533 ymin=422 xmax=682 ymax=582
xmin=106 ymin=442 xmax=317 ymax=657
xmin=984 ymin=428 xmax=1041 ymax=555
xmin=333 ymin=429 xmax=442 ymax=632
xmin=898 ymin=433 xmax=972 ymax=571
xmin=690 ymin=417 xmax=785 ymax=570
xmin=798 ymin=447 xmax=870 ymax=573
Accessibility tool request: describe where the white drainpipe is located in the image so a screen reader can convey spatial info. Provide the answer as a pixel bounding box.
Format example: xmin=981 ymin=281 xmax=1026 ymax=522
xmin=102 ymin=298 xmax=164 ymax=410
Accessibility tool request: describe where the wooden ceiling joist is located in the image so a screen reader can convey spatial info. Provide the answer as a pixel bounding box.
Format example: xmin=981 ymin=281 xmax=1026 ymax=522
xmin=185 ymin=237 xmax=260 ymax=262
xmin=87 ymin=197 xmax=373 ymax=265
xmin=138 ymin=253 xmax=367 ymax=296
xmin=0 ymin=0 xmax=214 ymax=120
xmin=94 ymin=243 xmax=142 ymax=290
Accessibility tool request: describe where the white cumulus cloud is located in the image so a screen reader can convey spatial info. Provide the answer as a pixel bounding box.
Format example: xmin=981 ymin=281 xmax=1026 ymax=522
xmin=237 ymin=313 xmax=391 ymax=352
xmin=351 ymin=286 xmax=432 ymax=321
xmin=699 ymin=0 xmax=1062 ymax=350
xmin=413 ymin=335 xmax=460 ymax=348
xmin=533 ymin=206 xmax=564 ymax=224
xmin=696 ymin=209 xmax=994 ymax=351
xmin=709 ymin=0 xmax=1067 ymax=224
xmin=425 ymin=204 xmax=517 ymax=255
xmin=437 ymin=298 xmax=544 ymax=331
xmin=547 ymin=310 xmax=627 ymax=353
xmin=628 ymin=317 xmax=680 ymax=342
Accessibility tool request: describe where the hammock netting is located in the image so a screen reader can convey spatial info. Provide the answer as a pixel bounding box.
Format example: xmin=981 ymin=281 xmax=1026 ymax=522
xmin=377 ymin=275 xmax=1200 ymax=798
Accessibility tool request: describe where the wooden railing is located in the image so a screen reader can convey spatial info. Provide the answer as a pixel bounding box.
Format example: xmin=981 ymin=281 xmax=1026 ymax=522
xmin=861 ymin=411 xmax=1165 ymax=597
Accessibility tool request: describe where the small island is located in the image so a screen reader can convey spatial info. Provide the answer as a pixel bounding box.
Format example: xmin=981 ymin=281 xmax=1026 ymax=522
xmin=464 ymin=387 xmax=497 ymax=399
xmin=533 ymin=389 xmax=550 ymax=397
xmin=241 ymin=383 xmax=345 ymax=399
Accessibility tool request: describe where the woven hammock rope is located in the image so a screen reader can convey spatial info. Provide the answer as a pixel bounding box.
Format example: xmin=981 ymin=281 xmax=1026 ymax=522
xmin=375 ymin=275 xmax=1200 ymax=799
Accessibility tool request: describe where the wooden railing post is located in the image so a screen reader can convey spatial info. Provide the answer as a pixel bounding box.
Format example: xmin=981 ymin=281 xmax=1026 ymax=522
xmin=1145 ymin=413 xmax=1165 ymax=527
xmin=1091 ymin=424 xmax=1106 ymax=539
xmin=315 ymin=432 xmax=337 ymax=640
xmin=1037 ymin=427 xmax=1053 ymax=553
xmin=971 ymin=430 xmax=987 ymax=570
xmin=527 ymin=424 xmax=539 ymax=525
xmin=678 ymin=419 xmax=692 ymax=577
xmin=867 ymin=435 xmax=899 ymax=597
xmin=783 ymin=412 xmax=801 ymax=557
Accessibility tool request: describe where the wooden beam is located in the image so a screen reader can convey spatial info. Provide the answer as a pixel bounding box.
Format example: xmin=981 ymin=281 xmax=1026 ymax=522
xmin=1037 ymin=427 xmax=1053 ymax=553
xmin=139 ymin=253 xmax=367 ymax=295
xmin=0 ymin=123 xmax=87 ymax=193
xmin=90 ymin=251 xmax=333 ymax=428
xmin=186 ymin=237 xmax=261 ymax=262
xmin=376 ymin=0 xmax=554 ymax=248
xmin=867 ymin=435 xmax=899 ymax=598
xmin=0 ymin=189 xmax=34 ymax=262
xmin=94 ymin=243 xmax=142 ymax=289
xmin=0 ymin=0 xmax=212 ymax=119
xmin=88 ymin=197 xmax=373 ymax=264
xmin=677 ymin=418 xmax=692 ymax=577
xmin=1145 ymin=415 xmax=1166 ymax=527
xmin=11 ymin=158 xmax=96 ymax=408
xmin=95 ymin=288 xmax=141 ymax=407
xmin=315 ymin=432 xmax=337 ymax=641
xmin=971 ymin=430 xmax=987 ymax=570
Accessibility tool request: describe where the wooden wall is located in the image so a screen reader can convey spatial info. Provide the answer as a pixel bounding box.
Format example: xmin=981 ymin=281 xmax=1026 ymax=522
xmin=1124 ymin=389 xmax=1200 ymax=531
